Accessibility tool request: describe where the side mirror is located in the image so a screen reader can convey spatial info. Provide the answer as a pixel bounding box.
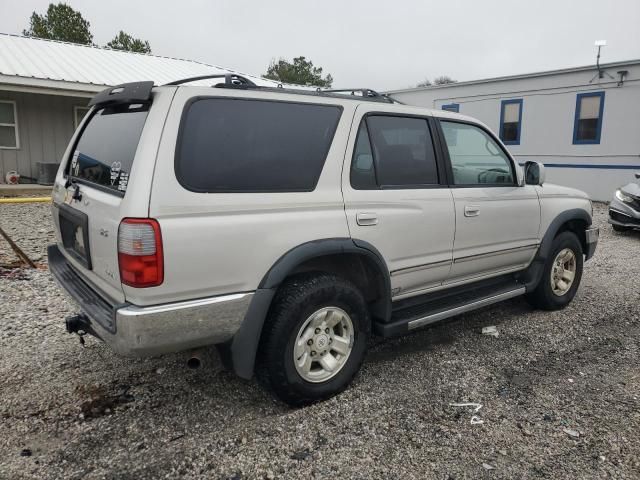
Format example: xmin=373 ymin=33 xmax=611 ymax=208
xmin=525 ymin=161 xmax=545 ymax=186
xmin=635 ymin=172 xmax=640 ymax=180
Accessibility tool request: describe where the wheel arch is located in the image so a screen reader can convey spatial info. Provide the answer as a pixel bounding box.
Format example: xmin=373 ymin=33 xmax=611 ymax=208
xmin=220 ymin=238 xmax=391 ymax=379
xmin=518 ymin=208 xmax=592 ymax=292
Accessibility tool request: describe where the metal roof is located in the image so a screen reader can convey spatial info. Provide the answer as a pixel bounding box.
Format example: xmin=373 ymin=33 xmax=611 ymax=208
xmin=387 ymin=58 xmax=640 ymax=94
xmin=0 ymin=33 xmax=279 ymax=94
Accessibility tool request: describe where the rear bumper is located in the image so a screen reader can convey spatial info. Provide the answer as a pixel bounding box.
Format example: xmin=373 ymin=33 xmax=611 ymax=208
xmin=48 ymin=244 xmax=253 ymax=356
xmin=584 ymin=227 xmax=599 ymax=260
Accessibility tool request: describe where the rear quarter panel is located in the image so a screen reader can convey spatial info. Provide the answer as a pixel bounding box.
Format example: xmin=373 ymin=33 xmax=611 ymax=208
xmin=141 ymin=88 xmax=355 ymax=306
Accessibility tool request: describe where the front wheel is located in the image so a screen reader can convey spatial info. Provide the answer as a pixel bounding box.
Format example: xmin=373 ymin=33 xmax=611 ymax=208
xmin=257 ymin=273 xmax=370 ymax=406
xmin=526 ymin=231 xmax=584 ymax=310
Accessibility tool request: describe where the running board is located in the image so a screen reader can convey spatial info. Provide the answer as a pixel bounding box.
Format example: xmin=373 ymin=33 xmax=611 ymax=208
xmin=408 ymin=287 xmax=525 ymax=330
xmin=375 ymin=284 xmax=526 ymax=337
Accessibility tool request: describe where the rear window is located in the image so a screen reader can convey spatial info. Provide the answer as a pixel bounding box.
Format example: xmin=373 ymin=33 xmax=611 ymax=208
xmin=67 ymin=104 xmax=149 ymax=194
xmin=176 ymin=98 xmax=342 ymax=192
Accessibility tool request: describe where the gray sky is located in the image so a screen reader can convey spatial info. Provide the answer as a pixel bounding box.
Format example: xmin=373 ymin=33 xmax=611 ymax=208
xmin=1 ymin=0 xmax=639 ymax=90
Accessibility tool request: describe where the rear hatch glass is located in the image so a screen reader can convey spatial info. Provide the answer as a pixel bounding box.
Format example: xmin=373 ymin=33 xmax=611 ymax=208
xmin=67 ymin=104 xmax=149 ymax=195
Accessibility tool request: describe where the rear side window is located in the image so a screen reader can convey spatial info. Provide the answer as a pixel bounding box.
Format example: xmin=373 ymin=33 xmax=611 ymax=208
xmin=176 ymin=98 xmax=342 ymax=192
xmin=68 ymin=104 xmax=149 ymax=194
xmin=350 ymin=115 xmax=439 ymax=189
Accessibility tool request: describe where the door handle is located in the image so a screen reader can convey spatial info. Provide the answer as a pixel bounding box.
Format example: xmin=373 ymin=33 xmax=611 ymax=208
xmin=464 ymin=205 xmax=480 ymax=217
xmin=356 ymin=212 xmax=378 ymax=226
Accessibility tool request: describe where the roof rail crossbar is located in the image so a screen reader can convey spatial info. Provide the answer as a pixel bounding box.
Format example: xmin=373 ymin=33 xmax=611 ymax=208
xmin=319 ymin=88 xmax=381 ymax=97
xmin=165 ymin=73 xmax=258 ymax=87
xmin=318 ymin=88 xmax=398 ymax=104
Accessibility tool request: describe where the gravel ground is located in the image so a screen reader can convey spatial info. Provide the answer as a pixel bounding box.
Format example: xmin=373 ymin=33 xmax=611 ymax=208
xmin=1 ymin=202 xmax=639 ymax=480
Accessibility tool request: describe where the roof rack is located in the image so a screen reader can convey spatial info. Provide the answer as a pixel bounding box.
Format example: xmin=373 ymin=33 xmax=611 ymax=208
xmin=317 ymin=88 xmax=403 ymax=104
xmin=164 ymin=74 xmax=402 ymax=104
xmin=318 ymin=88 xmax=381 ymax=97
xmin=165 ymin=73 xmax=257 ymax=87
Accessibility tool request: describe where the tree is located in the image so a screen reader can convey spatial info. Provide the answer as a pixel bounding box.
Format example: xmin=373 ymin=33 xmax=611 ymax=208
xmin=416 ymin=78 xmax=432 ymax=87
xmin=264 ymin=56 xmax=333 ymax=87
xmin=433 ymin=75 xmax=457 ymax=85
xmin=106 ymin=31 xmax=152 ymax=54
xmin=23 ymin=2 xmax=93 ymax=45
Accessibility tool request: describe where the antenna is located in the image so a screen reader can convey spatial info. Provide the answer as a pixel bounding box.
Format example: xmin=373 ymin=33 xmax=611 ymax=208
xmin=590 ymin=40 xmax=614 ymax=83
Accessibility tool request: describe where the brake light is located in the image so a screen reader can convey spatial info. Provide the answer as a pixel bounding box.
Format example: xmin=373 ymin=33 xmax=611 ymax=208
xmin=118 ymin=218 xmax=163 ymax=287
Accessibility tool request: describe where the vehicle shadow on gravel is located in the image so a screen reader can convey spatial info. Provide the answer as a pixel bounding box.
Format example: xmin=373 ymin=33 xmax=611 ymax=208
xmin=367 ymin=297 xmax=532 ymax=364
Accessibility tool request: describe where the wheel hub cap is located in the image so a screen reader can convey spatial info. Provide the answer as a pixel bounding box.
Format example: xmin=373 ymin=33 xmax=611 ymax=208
xmin=293 ymin=306 xmax=354 ymax=383
xmin=315 ymin=334 xmax=329 ymax=349
xmin=550 ymin=248 xmax=577 ymax=296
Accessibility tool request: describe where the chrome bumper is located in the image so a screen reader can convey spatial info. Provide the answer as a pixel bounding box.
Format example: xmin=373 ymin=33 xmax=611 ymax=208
xmin=109 ymin=293 xmax=253 ymax=355
xmin=585 ymin=227 xmax=599 ymax=261
xmin=48 ymin=244 xmax=253 ymax=356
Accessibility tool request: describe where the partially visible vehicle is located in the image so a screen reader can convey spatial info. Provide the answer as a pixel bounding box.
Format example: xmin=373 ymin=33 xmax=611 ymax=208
xmin=609 ymin=173 xmax=640 ymax=232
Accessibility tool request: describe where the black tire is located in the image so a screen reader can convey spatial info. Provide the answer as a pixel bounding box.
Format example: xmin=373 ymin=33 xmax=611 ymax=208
xmin=612 ymin=224 xmax=629 ymax=233
xmin=257 ymin=273 xmax=370 ymax=406
xmin=526 ymin=231 xmax=583 ymax=311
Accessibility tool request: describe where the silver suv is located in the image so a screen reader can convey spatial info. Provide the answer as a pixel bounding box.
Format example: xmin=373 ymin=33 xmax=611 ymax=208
xmin=49 ymin=75 xmax=599 ymax=405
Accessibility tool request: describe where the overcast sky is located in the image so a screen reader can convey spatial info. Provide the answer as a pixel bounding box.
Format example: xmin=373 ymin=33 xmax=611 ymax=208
xmin=1 ymin=0 xmax=639 ymax=90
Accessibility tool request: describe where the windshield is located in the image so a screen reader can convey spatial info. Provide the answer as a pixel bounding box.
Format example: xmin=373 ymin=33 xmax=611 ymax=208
xmin=67 ymin=104 xmax=149 ymax=194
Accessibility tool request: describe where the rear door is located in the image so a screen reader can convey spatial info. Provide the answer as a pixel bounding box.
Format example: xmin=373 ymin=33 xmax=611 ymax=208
xmin=342 ymin=106 xmax=455 ymax=299
xmin=51 ymin=86 xmax=174 ymax=303
xmin=436 ymin=119 xmax=541 ymax=284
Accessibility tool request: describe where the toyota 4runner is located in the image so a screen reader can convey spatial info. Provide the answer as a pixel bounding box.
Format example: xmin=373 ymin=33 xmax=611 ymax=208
xmin=49 ymin=75 xmax=599 ymax=406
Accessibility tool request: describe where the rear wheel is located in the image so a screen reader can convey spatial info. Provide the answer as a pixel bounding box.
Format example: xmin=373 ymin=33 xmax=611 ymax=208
xmin=258 ymin=273 xmax=370 ymax=406
xmin=526 ymin=231 xmax=583 ymax=310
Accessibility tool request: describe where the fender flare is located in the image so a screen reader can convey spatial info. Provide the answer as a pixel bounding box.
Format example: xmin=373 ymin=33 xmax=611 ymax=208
xmin=221 ymin=238 xmax=391 ymax=379
xmin=519 ymin=208 xmax=592 ymax=291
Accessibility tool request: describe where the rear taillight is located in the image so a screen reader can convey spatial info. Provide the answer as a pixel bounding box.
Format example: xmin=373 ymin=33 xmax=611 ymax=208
xmin=118 ymin=218 xmax=163 ymax=288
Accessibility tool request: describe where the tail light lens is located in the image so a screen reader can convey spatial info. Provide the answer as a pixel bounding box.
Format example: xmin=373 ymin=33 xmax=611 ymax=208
xmin=118 ymin=218 xmax=163 ymax=287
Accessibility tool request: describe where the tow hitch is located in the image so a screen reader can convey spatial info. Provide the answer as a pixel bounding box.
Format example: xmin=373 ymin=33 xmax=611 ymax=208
xmin=65 ymin=313 xmax=89 ymax=346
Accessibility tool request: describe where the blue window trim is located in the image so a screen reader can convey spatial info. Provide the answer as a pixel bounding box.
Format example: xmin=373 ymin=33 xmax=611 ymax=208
xmin=441 ymin=103 xmax=459 ymax=113
xmin=499 ymin=98 xmax=523 ymax=145
xmin=573 ymin=91 xmax=605 ymax=145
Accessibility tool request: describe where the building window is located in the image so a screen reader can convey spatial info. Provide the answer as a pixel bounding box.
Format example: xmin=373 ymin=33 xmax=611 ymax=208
xmin=573 ymin=91 xmax=604 ymax=144
xmin=0 ymin=100 xmax=19 ymax=149
xmin=441 ymin=103 xmax=459 ymax=113
xmin=74 ymin=106 xmax=90 ymax=129
xmin=499 ymin=99 xmax=523 ymax=145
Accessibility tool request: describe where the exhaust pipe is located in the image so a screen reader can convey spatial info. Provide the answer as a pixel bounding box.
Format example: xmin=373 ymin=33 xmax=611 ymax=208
xmin=186 ymin=349 xmax=205 ymax=369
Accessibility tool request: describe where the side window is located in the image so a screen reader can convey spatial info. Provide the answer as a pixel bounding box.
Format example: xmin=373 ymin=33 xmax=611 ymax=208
xmin=350 ymin=115 xmax=439 ymax=189
xmin=573 ymin=92 xmax=604 ymax=144
xmin=176 ymin=98 xmax=342 ymax=192
xmin=350 ymin=122 xmax=377 ymax=189
xmin=440 ymin=121 xmax=515 ymax=186
xmin=499 ymin=99 xmax=522 ymax=145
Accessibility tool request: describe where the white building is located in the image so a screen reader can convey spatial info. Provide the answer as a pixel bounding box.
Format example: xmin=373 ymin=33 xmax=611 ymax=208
xmin=388 ymin=60 xmax=640 ymax=201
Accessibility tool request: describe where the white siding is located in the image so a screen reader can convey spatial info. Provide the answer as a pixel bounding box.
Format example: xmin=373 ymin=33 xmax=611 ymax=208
xmin=0 ymin=91 xmax=83 ymax=179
